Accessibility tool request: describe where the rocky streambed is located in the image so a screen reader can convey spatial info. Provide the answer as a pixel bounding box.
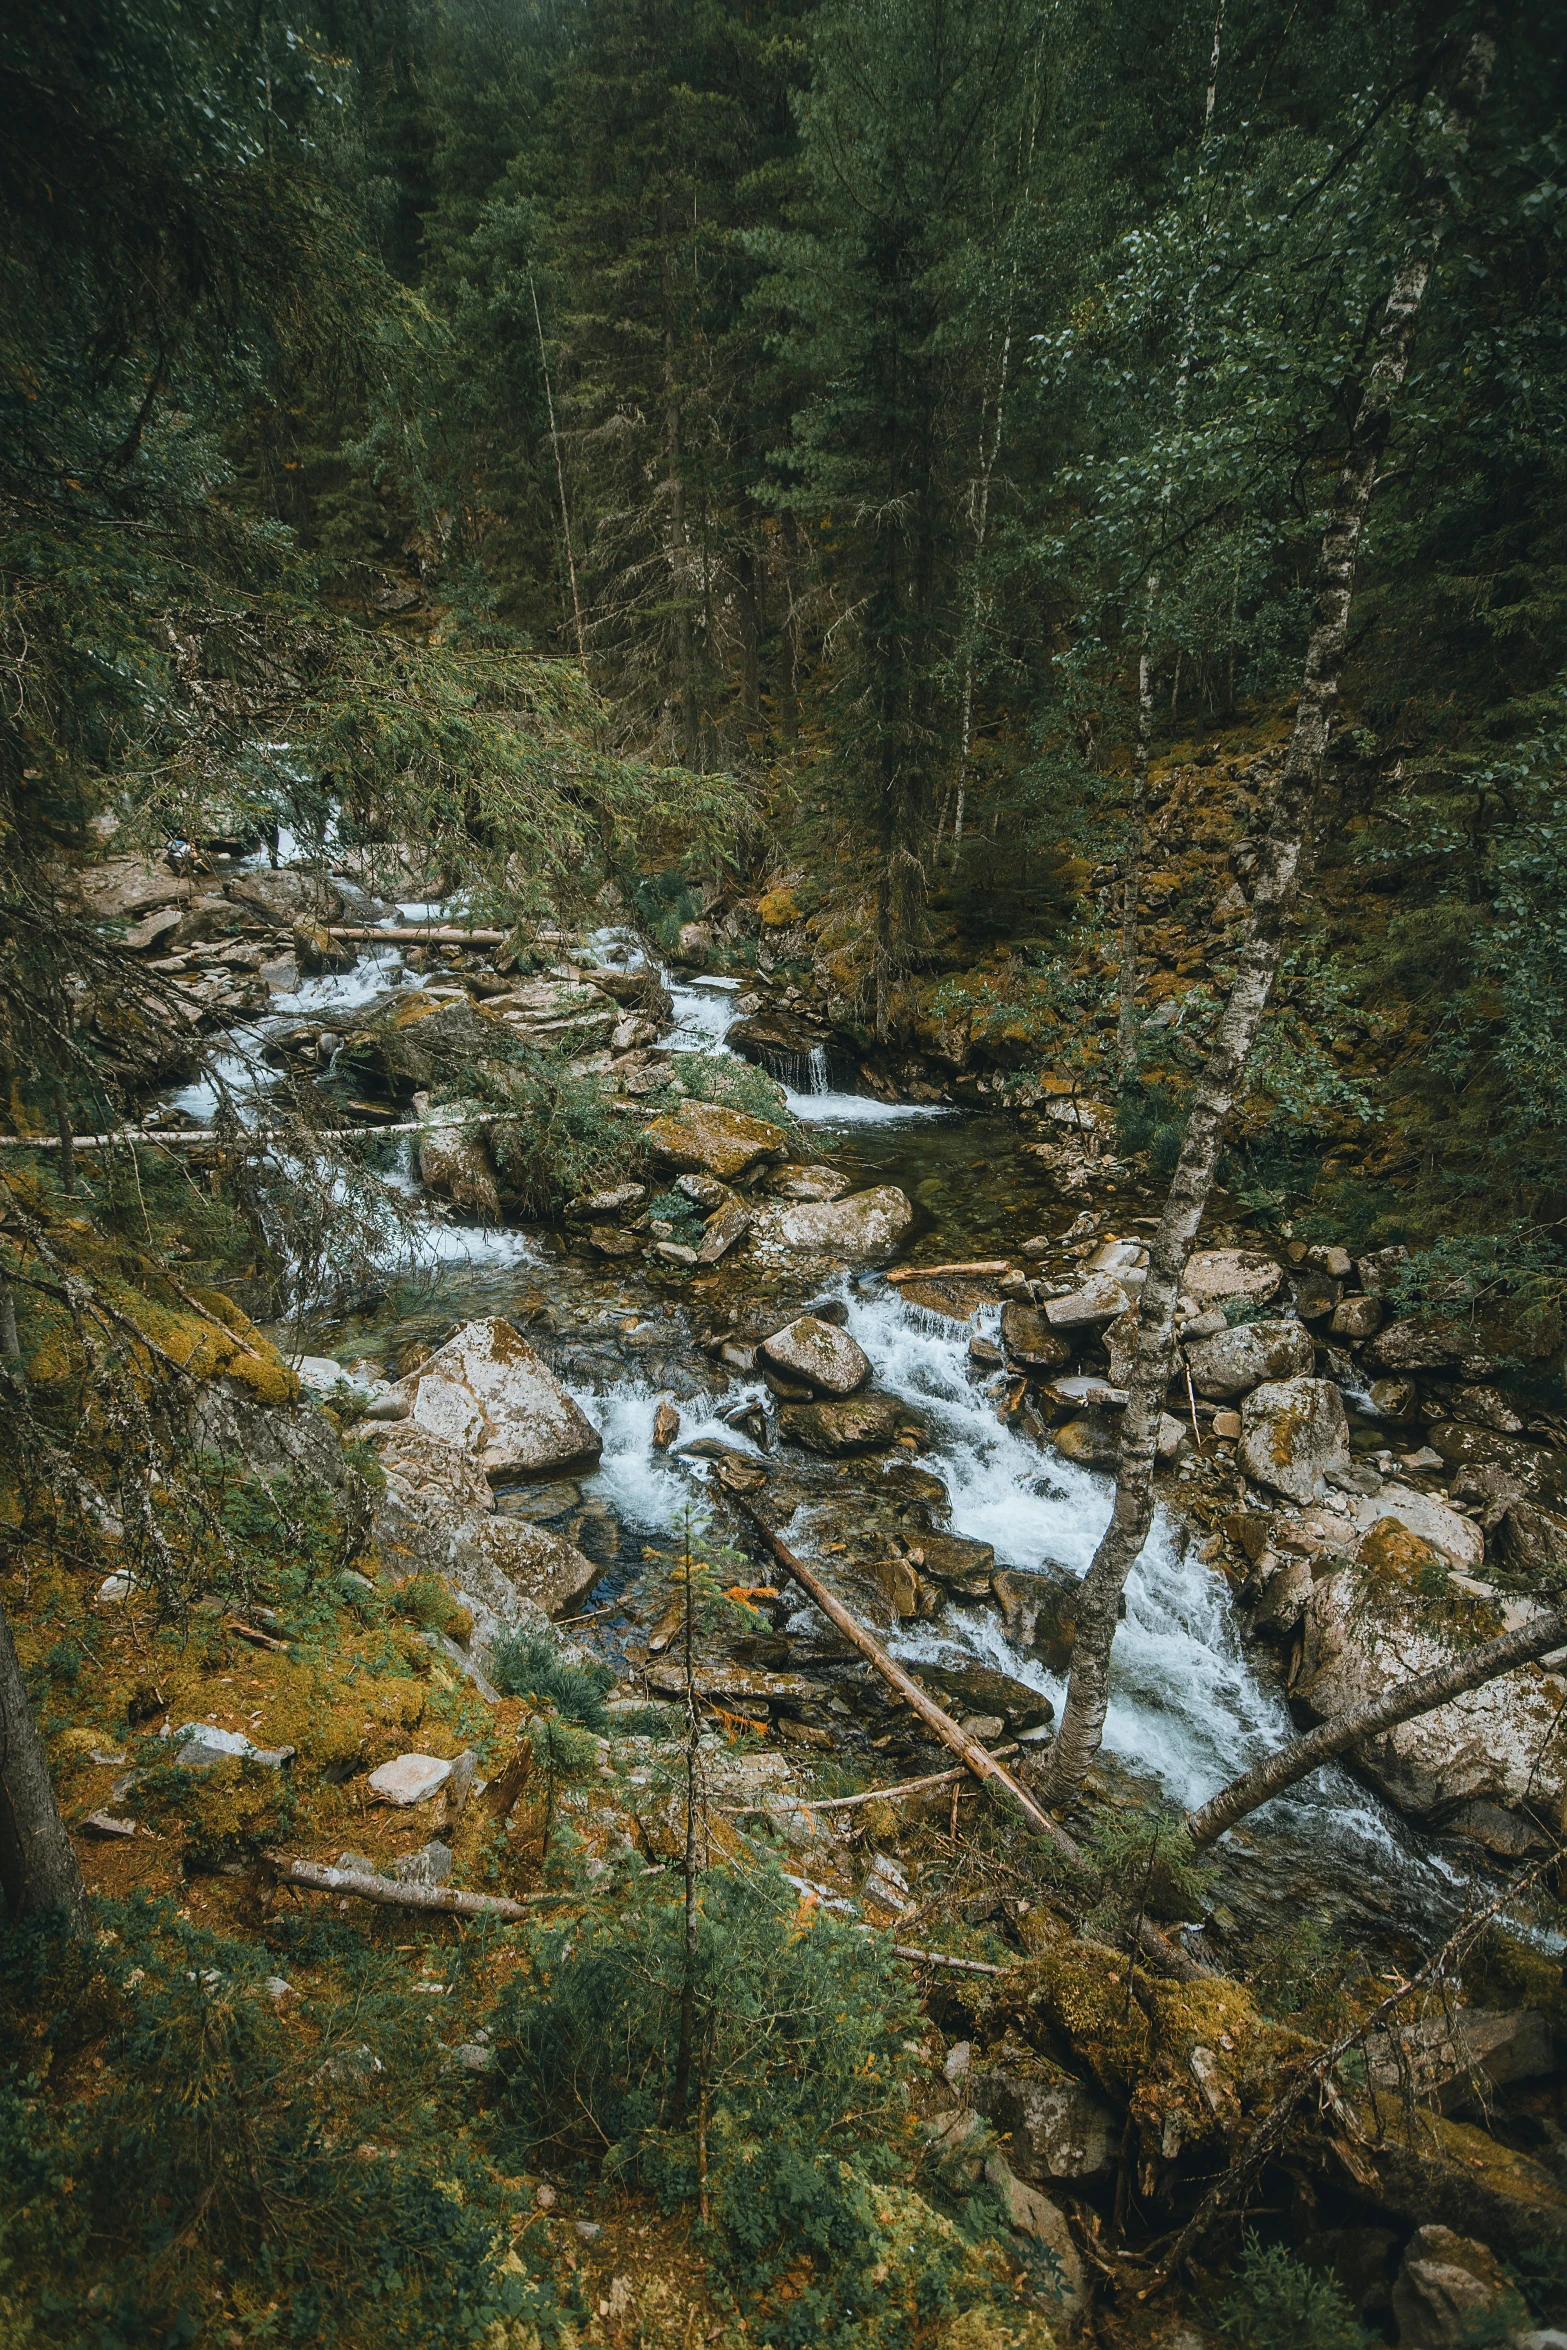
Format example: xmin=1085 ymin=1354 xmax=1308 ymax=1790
xmin=93 ymin=840 xmax=1563 ymax=1959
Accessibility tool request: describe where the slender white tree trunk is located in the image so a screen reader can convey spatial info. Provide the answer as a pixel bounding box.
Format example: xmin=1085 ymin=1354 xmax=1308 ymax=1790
xmin=1117 ymin=1 xmax=1225 ymax=1082
xmin=1040 ymin=33 xmax=1496 ymax=1810
xmin=1186 ymin=1606 xmax=1567 ymax=1848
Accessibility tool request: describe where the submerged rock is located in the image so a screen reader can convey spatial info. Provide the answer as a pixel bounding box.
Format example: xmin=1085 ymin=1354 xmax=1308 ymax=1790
xmin=385 ymin=1316 xmax=603 ymax=1480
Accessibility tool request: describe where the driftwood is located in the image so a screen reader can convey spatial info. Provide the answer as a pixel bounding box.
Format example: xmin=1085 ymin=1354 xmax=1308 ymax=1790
xmin=720 ymin=1751 xmax=1020 ymax=1816
xmin=884 ymin=1261 xmax=1012 ymax=1284
xmin=1186 ymin=1605 xmax=1567 ymax=1849
xmin=272 ymin=1856 xmax=571 ymax=1920
xmin=736 ymin=1503 xmax=1080 ymax=1859
xmin=0 ymin=1115 xmax=470 ymax=1152
xmin=325 ymin=924 xmax=509 ymax=945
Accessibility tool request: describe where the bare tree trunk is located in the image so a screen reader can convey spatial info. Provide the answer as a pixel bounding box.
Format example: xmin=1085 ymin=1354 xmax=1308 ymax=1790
xmin=1117 ymin=2 xmax=1224 ymax=1083
xmin=0 ymin=1595 xmax=86 ymax=1923
xmin=1117 ymin=600 xmax=1157 ymax=1080
xmin=1187 ymin=1608 xmax=1567 ymax=1849
xmin=529 ymin=269 xmax=587 ymax=670
xmin=952 ymin=326 xmax=1013 ymax=871
xmin=660 ymin=229 xmax=698 ymax=769
xmin=672 ymin=1520 xmax=700 ymax=2127
xmin=1040 ymin=34 xmax=1495 ymax=1812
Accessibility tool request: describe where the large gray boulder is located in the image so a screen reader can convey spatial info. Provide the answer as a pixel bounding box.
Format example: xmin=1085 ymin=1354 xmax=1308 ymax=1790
xmin=1184 ymin=1316 xmax=1313 ymax=1398
xmin=759 ymin=1315 xmax=870 ymax=1396
xmin=467 ymin=1517 xmax=600 ymax=1618
xmin=1181 ymin=1248 xmax=1283 ymax=1309
xmin=969 ymin=2056 xmax=1118 ymax=2182
xmin=225 ymin=867 xmax=343 ymax=925
xmin=385 ymin=1317 xmax=602 ymax=1480
xmin=1296 ymin=1563 xmax=1567 ymax=1835
xmin=1238 ymin=1375 xmax=1350 ymax=1502
xmin=764 ymin=1185 xmax=914 ymax=1259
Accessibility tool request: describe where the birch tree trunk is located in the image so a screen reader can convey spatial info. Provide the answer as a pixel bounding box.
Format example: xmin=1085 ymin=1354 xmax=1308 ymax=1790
xmin=0 ymin=1595 xmax=85 ymax=1922
xmin=1186 ymin=1607 xmax=1567 ymax=1849
xmin=1116 ymin=604 xmax=1157 ymax=1078
xmin=1039 ymin=32 xmax=1496 ymax=1811
xmin=1117 ymin=3 xmax=1224 ymax=1082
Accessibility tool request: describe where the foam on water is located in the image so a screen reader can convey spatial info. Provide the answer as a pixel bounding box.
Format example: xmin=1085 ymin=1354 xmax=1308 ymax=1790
xmin=835 ymin=1281 xmax=1440 ymax=1883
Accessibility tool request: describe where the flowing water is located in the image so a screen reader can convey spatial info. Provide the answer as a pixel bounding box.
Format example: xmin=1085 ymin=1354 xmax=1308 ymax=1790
xmin=167 ymin=936 xmax=1485 ymax=1950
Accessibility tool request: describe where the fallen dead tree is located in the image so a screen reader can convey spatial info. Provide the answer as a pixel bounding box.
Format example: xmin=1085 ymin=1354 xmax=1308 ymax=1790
xmin=1185 ymin=1605 xmax=1567 ymax=1849
xmin=270 ymin=1856 xmax=574 ymax=1920
xmin=734 ymin=1503 xmax=1209 ymax=1984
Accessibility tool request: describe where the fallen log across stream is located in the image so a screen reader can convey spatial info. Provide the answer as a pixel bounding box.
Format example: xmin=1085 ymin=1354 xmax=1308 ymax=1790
xmin=732 ymin=1501 xmax=1211 ymax=1982
xmin=1185 ymin=1604 xmax=1567 ymax=1849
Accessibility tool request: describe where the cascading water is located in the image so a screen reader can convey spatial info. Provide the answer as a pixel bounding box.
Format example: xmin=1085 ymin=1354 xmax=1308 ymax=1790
xmin=162 ymin=897 xmax=1473 ymax=1932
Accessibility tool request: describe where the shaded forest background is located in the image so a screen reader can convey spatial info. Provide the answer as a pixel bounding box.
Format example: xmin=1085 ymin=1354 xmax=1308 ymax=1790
xmin=4 ymin=0 xmax=1567 ymax=1285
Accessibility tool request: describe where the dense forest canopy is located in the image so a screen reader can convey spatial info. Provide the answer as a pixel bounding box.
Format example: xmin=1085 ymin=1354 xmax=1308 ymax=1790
xmin=6 ymin=0 xmax=1565 ymax=1269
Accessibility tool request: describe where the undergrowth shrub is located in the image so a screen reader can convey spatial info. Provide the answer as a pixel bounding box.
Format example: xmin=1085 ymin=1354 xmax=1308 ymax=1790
xmin=1206 ymin=2234 xmax=1373 ymax=2350
xmin=489 ymin=1864 xmax=1006 ymax=2345
xmin=1116 ymin=1081 xmax=1186 ymax=1173
xmin=662 ymin=1050 xmax=794 ymax=1128
xmin=489 ymin=1626 xmax=615 ymax=1729
xmin=0 ymin=1898 xmax=564 ymax=2349
xmin=472 ymin=1049 xmax=640 ymax=1214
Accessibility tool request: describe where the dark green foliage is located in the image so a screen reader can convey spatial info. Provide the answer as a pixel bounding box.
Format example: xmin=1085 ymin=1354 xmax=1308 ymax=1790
xmin=490 ymin=1864 xmax=976 ymax=2345
xmin=1206 ymin=2234 xmax=1374 ymax=2350
xmin=0 ymin=1897 xmax=565 ymax=2347
xmin=489 ymin=1625 xmax=616 ymax=1729
xmin=477 ymin=1051 xmax=644 ymax=1216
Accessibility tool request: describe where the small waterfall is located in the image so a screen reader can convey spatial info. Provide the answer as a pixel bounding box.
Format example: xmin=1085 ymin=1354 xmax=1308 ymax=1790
xmin=806 ymin=1044 xmax=829 ymax=1096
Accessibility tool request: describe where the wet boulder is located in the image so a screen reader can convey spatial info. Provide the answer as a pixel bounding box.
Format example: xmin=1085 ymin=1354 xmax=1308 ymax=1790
xmin=385 ymin=1316 xmax=603 ymax=1480
xmin=1294 ymin=1562 xmax=1567 ymax=1836
xmin=1366 ymin=1316 xmax=1474 ymax=1373
xmin=644 ymin=1098 xmax=788 ymax=1179
xmin=759 ymin=1314 xmax=870 ymax=1397
xmin=764 ymin=1184 xmax=914 ymax=1259
xmin=926 ymin=1662 xmax=1053 ymax=1734
xmin=906 ymin=1530 xmax=997 ymax=1595
xmin=991 ymin=1570 xmax=1077 ymax=1669
xmin=1238 ymin=1375 xmax=1350 ymax=1502
xmin=1181 ymin=1249 xmax=1283 ymax=1310
xmin=1000 ymin=1303 xmax=1070 ymax=1371
xmin=418 ymin=1116 xmax=501 ymax=1221
xmin=968 ymin=2051 xmax=1118 ymax=2181
xmin=777 ymin=1394 xmax=907 ymax=1455
xmin=1183 ymin=1316 xmax=1314 ymax=1399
